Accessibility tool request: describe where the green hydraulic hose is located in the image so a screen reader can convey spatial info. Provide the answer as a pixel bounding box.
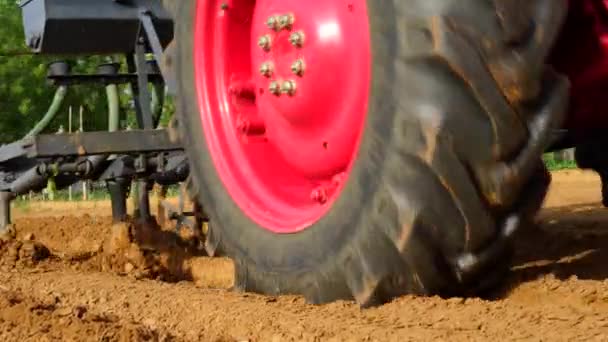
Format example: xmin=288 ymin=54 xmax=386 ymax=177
xmin=151 ymin=85 xmax=160 ymax=122
xmin=105 ymin=81 xmax=121 ymax=163
xmin=25 ymin=87 xmax=66 ymax=198
xmin=106 ymin=84 xmax=120 ymax=132
xmin=24 ymin=85 xmax=67 ymax=139
xmin=151 ymin=84 xmax=166 ymax=127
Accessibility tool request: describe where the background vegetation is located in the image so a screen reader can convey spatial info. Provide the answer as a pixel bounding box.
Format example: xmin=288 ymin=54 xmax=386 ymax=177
xmin=0 ymin=0 xmax=172 ymax=144
xmin=544 ymin=153 xmax=578 ymax=171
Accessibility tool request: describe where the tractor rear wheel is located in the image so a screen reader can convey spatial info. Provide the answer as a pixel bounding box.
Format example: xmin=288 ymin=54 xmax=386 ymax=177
xmin=173 ymin=0 xmax=569 ymax=306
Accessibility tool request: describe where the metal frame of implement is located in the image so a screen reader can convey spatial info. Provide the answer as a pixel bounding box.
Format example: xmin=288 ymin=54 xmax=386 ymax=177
xmin=0 ymin=0 xmax=196 ymax=233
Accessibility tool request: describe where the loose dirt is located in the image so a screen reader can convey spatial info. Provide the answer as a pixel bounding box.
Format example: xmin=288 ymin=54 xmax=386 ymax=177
xmin=1 ymin=170 xmax=608 ymax=341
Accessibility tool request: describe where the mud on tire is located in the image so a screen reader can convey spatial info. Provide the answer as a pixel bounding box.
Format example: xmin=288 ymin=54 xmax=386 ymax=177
xmin=172 ymin=0 xmax=569 ymax=306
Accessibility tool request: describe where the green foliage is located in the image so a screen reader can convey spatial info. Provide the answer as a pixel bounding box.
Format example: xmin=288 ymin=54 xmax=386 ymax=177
xmin=0 ymin=0 xmax=174 ymax=143
xmin=0 ymin=0 xmax=109 ymax=141
xmin=544 ymin=158 xmax=578 ymax=171
xmin=0 ymin=0 xmax=52 ymax=142
xmin=543 ymin=153 xmax=578 ymax=171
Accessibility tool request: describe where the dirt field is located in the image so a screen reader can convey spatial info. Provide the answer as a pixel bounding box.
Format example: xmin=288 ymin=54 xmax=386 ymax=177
xmin=1 ymin=170 xmax=608 ymax=341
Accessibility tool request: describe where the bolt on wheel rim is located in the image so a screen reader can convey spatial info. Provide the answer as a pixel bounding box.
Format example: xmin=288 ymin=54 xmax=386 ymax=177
xmin=194 ymin=0 xmax=371 ymax=233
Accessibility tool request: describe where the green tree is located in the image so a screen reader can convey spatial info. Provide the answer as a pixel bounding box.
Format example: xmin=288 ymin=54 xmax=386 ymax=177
xmin=0 ymin=0 xmax=56 ymax=142
xmin=0 ymin=0 xmax=172 ymax=143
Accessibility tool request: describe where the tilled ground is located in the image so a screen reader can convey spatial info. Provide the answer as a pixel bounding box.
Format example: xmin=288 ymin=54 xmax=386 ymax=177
xmin=1 ymin=170 xmax=608 ymax=341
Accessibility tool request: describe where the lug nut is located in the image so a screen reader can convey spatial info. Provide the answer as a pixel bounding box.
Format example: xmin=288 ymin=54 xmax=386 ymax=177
xmin=278 ymin=13 xmax=295 ymax=30
xmin=258 ymin=35 xmax=272 ymax=51
xmin=291 ymin=59 xmax=305 ymax=76
xmin=259 ymin=62 xmax=274 ymax=77
xmin=280 ymin=80 xmax=297 ymax=96
xmin=289 ymin=31 xmax=305 ymax=47
xmin=269 ymin=81 xmax=281 ymax=95
xmin=266 ymin=15 xmax=280 ymax=30
xmin=311 ymin=187 xmax=328 ymax=204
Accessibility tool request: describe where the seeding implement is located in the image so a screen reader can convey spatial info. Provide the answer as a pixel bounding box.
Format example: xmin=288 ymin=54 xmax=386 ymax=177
xmin=1 ymin=0 xmax=186 ymax=229
xmin=3 ymin=0 xmax=608 ymax=306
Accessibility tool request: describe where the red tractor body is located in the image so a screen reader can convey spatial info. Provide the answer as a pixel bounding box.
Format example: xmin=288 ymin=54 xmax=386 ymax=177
xmin=552 ymin=0 xmax=608 ymax=139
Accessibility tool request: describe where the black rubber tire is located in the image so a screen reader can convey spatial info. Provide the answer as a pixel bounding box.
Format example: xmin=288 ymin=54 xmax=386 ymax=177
xmin=173 ymin=0 xmax=569 ymax=306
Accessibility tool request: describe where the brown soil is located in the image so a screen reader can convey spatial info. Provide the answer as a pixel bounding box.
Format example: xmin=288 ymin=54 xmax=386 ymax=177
xmin=2 ymin=170 xmax=608 ymax=341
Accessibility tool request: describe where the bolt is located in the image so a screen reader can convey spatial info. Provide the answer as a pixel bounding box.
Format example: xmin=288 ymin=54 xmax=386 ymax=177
xmin=311 ymin=187 xmax=328 ymax=204
xmin=236 ymin=117 xmax=250 ymax=134
xmin=258 ymin=35 xmax=272 ymax=51
xmin=332 ymin=172 xmax=346 ymax=186
xmin=259 ymin=62 xmax=274 ymax=77
xmin=291 ymin=59 xmax=305 ymax=76
xmin=278 ymin=13 xmax=295 ymax=30
xmin=237 ymin=116 xmax=266 ymax=135
xmin=236 ymin=117 xmax=251 ymax=135
xmin=228 ymin=80 xmax=256 ymax=97
xmin=266 ymin=15 xmax=280 ymax=30
xmin=220 ymin=2 xmax=228 ymax=10
xmin=269 ymin=81 xmax=281 ymax=95
xmin=280 ymin=80 xmax=297 ymax=96
xmin=289 ymin=31 xmax=305 ymax=47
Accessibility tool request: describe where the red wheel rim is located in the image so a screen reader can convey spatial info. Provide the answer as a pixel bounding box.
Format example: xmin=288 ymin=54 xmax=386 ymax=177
xmin=193 ymin=0 xmax=371 ymax=233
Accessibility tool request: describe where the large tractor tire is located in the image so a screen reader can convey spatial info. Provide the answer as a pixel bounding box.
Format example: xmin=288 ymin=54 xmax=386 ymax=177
xmin=173 ymin=0 xmax=569 ymax=306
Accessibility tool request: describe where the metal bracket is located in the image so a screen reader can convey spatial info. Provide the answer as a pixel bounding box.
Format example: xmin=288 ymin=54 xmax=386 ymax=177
xmin=127 ymin=41 xmax=155 ymax=130
xmin=47 ymin=73 xmax=164 ymax=87
xmin=107 ymin=178 xmax=130 ymax=223
xmin=139 ymin=10 xmax=176 ymax=93
xmin=0 ymin=192 xmax=13 ymax=234
xmin=160 ymin=199 xmax=197 ymax=230
xmin=140 ymin=11 xmax=165 ymax=72
xmin=23 ymin=129 xmax=182 ymax=158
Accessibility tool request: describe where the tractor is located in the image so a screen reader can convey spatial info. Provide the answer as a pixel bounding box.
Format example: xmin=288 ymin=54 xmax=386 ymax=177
xmin=1 ymin=0 xmax=607 ymax=307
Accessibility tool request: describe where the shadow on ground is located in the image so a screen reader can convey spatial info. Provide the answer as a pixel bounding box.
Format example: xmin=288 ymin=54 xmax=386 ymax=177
xmin=508 ymin=201 xmax=608 ymax=286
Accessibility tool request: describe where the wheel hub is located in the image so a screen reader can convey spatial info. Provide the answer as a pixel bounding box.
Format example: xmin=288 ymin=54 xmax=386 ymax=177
xmin=194 ymin=0 xmax=370 ymax=232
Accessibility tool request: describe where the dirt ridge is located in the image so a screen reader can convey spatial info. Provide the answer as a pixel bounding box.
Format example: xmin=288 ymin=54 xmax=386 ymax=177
xmin=0 ymin=170 xmax=607 ymax=341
